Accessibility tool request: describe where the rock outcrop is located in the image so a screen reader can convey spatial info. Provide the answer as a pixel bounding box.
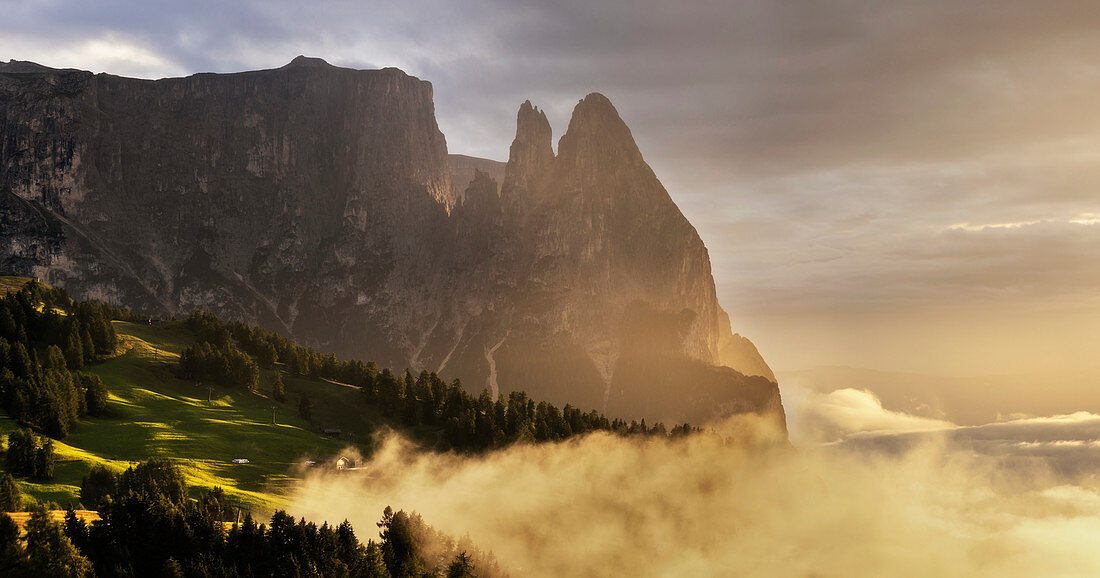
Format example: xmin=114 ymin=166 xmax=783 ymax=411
xmin=0 ymin=58 xmax=781 ymax=427
xmin=448 ymin=154 xmax=505 ymax=199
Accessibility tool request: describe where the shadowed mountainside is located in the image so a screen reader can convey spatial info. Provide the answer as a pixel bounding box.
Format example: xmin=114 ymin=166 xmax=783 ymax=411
xmin=0 ymin=57 xmax=781 ymax=427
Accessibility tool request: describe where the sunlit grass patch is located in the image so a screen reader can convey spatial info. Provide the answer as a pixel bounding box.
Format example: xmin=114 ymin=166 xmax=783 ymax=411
xmin=0 ymin=276 xmax=32 ymax=295
xmin=13 ymin=478 xmax=82 ymax=507
xmin=118 ymin=331 xmax=181 ymax=361
xmin=152 ymin=431 xmax=190 ymax=442
xmin=0 ymin=320 xmax=382 ymax=513
xmin=203 ymin=417 xmax=258 ymax=426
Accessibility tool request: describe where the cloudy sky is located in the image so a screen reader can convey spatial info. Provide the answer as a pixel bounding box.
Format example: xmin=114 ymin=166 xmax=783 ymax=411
xmin=4 ymin=0 xmax=1099 ymax=378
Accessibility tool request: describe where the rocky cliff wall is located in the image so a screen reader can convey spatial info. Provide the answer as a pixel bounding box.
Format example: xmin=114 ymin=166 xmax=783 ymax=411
xmin=0 ymin=58 xmax=781 ymax=428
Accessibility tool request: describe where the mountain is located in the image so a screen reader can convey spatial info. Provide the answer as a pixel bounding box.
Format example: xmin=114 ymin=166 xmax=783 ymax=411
xmin=0 ymin=57 xmax=782 ymax=427
xmin=449 ymin=154 xmax=506 ymax=198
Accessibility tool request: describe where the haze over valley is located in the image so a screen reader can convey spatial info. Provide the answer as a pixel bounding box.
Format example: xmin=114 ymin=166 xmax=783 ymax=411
xmin=1 ymin=1 xmax=1099 ymax=576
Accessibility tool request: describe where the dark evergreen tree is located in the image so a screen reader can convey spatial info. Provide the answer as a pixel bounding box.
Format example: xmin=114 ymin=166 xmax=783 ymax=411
xmin=0 ymin=513 xmax=27 ymax=574
xmin=447 ymin=551 xmax=477 ymax=578
xmin=0 ymin=308 xmax=16 ymax=341
xmin=5 ymin=428 xmax=37 ymax=476
xmin=79 ymin=372 xmax=109 ymax=417
xmin=63 ymin=507 xmax=89 ymax=551
xmin=33 ymin=438 xmax=56 ymax=479
xmin=117 ymin=459 xmax=187 ymax=506
xmin=378 ymin=506 xmax=427 ymax=578
xmin=161 ymin=556 xmax=184 ymax=578
xmin=80 ymin=465 xmax=118 ymax=510
xmin=363 ymin=540 xmax=391 ymax=578
xmin=81 ymin=329 xmax=95 ymax=363
xmin=24 ymin=503 xmax=92 ymax=577
xmin=272 ymin=371 xmax=287 ymax=402
xmin=8 ymin=341 xmax=31 ymax=379
xmin=376 ymin=369 xmax=402 ymax=417
xmin=0 ymin=474 xmax=21 ymax=512
xmin=179 ymin=340 xmax=260 ymax=390
xmin=64 ymin=324 xmax=85 ymax=370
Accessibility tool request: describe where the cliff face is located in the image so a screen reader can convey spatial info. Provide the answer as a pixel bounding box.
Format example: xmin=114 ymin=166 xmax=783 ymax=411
xmin=0 ymin=58 xmax=781 ymax=427
xmin=487 ymin=95 xmax=779 ymax=422
xmin=448 ymin=154 xmax=505 ymax=199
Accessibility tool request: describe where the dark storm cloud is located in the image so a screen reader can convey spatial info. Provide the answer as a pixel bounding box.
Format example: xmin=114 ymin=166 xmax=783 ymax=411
xmin=3 ymin=0 xmax=1099 ymax=371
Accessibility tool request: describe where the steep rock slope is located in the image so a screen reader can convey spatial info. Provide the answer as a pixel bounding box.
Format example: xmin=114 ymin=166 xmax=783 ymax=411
xmin=448 ymin=154 xmax=506 ymax=199
xmin=485 ymin=96 xmax=778 ymax=421
xmin=0 ymin=58 xmax=780 ymax=427
xmin=0 ymin=56 xmax=454 ymax=365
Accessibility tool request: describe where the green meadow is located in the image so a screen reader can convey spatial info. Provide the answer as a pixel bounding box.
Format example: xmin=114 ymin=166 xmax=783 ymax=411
xmin=0 ymin=276 xmax=31 ymax=296
xmin=0 ymin=313 xmax=388 ymax=514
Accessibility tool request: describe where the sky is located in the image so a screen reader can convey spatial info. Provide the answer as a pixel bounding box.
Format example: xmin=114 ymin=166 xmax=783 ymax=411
xmin=4 ymin=0 xmax=1099 ymax=378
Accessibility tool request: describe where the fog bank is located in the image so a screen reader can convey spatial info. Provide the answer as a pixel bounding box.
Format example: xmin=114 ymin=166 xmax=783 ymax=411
xmin=290 ymin=402 xmax=1100 ymax=577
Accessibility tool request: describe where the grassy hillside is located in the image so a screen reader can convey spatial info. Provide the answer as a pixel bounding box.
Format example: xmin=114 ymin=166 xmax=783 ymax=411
xmin=0 ymin=275 xmax=31 ymax=295
xmin=0 ymin=274 xmax=684 ymax=518
xmin=0 ymin=310 xmax=389 ymax=514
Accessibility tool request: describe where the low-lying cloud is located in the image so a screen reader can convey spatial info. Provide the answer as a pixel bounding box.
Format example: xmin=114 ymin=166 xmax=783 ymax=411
xmin=289 ymin=391 xmax=1100 ymax=577
xmin=784 ymin=386 xmax=954 ymax=444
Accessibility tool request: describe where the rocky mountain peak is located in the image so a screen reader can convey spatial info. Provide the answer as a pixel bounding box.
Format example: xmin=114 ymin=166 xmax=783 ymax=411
xmin=503 ymin=100 xmax=554 ymax=192
xmin=556 ymin=92 xmax=643 ymax=169
xmin=284 ymin=55 xmax=333 ymax=68
xmin=463 ymin=169 xmax=501 ymax=207
xmin=574 ymin=91 xmax=617 ymax=115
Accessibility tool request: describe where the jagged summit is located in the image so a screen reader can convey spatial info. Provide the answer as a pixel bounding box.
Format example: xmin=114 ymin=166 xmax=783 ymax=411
xmin=559 ymin=92 xmax=643 ymax=166
xmin=504 ymin=99 xmax=554 ymax=191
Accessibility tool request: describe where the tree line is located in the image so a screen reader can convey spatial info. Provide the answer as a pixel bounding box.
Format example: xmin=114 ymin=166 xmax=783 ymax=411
xmin=0 ymin=281 xmax=116 ymax=439
xmin=0 ymin=458 xmax=500 ymax=577
xmin=178 ymin=311 xmax=697 ymax=452
xmin=1 ymin=279 xmax=697 ymax=452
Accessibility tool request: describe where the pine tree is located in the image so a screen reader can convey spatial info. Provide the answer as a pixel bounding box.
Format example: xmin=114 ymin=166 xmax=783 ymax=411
xmin=446 ymin=551 xmax=477 ymax=578
xmin=0 ymin=513 xmax=28 ymax=574
xmin=80 ymin=465 xmax=118 ymax=509
xmin=5 ymin=429 xmax=37 ymax=476
xmin=9 ymin=342 xmax=31 ymax=380
xmin=257 ymin=341 xmax=277 ymax=369
xmin=80 ymin=372 xmax=109 ymax=416
xmin=161 ymin=557 xmax=185 ymax=578
xmin=378 ymin=507 xmax=426 ymax=578
xmin=65 ymin=328 xmax=84 ymax=370
xmin=376 ymin=369 xmax=401 ymax=417
xmin=364 ymin=540 xmax=391 ymax=578
xmin=272 ymin=371 xmax=287 ymax=402
xmin=24 ymin=503 xmax=92 ymax=577
xmin=34 ymin=439 xmax=56 ymax=479
xmin=0 ymin=307 xmax=16 ymax=341
xmin=81 ymin=329 xmax=95 ymax=362
xmin=63 ymin=507 xmax=88 ymax=550
xmin=118 ymin=459 xmax=187 ymax=506
xmin=0 ymin=475 xmax=21 ymax=512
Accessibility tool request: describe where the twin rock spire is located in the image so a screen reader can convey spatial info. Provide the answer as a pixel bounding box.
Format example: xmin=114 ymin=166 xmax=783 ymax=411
xmin=503 ymin=93 xmax=644 ymax=195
